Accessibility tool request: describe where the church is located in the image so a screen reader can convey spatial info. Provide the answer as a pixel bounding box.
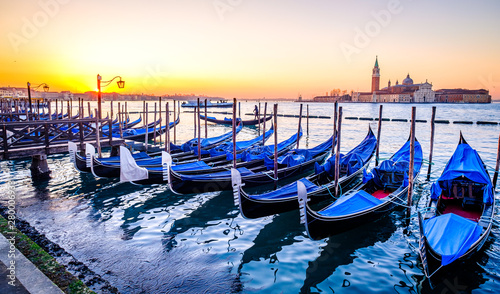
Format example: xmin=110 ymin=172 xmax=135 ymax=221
xmin=352 ymin=57 xmax=435 ymax=103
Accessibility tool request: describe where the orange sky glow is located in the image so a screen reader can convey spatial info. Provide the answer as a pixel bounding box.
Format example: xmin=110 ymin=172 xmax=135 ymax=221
xmin=1 ymin=0 xmax=500 ymax=99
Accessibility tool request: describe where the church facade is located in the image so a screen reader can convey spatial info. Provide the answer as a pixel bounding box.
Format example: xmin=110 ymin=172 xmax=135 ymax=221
xmin=352 ymin=57 xmax=435 ymax=103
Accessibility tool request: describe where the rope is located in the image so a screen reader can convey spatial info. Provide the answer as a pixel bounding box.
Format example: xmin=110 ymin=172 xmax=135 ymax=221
xmin=382 ymin=189 xmax=413 ymax=209
xmin=421 ymin=159 xmax=434 ymax=165
xmin=323 ymin=184 xmax=337 ymax=199
xmin=263 ymin=172 xmax=278 ymax=181
xmin=426 ymin=265 xmax=444 ymax=279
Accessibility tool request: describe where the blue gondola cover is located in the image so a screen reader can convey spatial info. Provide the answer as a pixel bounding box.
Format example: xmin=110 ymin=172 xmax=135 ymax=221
xmin=319 ymin=190 xmax=383 ymax=217
xmin=430 ymin=143 xmax=493 ymax=204
xmin=423 ymin=213 xmax=482 ymax=266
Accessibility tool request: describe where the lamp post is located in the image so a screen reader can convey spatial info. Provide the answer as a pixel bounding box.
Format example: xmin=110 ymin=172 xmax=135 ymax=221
xmin=27 ymin=82 xmax=49 ymax=121
xmin=97 ymin=74 xmax=125 ymax=120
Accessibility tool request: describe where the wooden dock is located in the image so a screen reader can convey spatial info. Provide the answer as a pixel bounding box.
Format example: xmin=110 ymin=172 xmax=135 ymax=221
xmin=1 ymin=118 xmax=123 ymax=160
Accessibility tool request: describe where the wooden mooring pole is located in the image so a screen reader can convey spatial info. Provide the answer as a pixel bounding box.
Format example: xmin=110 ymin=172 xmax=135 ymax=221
xmin=165 ymin=102 xmax=170 ymax=153
xmin=258 ymin=102 xmax=261 ymax=136
xmin=493 ymin=132 xmax=500 ymax=189
xmin=306 ymin=104 xmax=309 ymax=136
xmin=95 ymin=109 xmax=102 ymax=158
xmin=143 ymin=101 xmax=146 ymax=126
xmin=334 ymin=107 xmax=343 ymax=197
xmin=376 ymin=104 xmax=383 ymax=166
xmin=118 ymin=102 xmax=123 ymax=138
xmin=174 ymin=100 xmax=177 ymax=144
xmin=262 ymin=102 xmax=267 ymax=146
xmin=125 ymin=102 xmax=128 ymax=129
xmin=232 ymin=98 xmax=237 ymax=169
xmin=296 ymin=104 xmax=303 ymax=149
xmin=153 ymin=102 xmax=157 ymax=145
xmin=193 ymin=102 xmax=197 ymax=138
xmin=273 ymin=103 xmax=278 ymax=189
xmin=426 ymin=106 xmax=436 ymax=181
xmin=145 ymin=103 xmax=149 ymax=152
xmin=159 ymin=97 xmax=162 ymax=146
xmin=197 ymin=98 xmax=201 ymax=161
xmin=332 ymin=101 xmax=338 ymax=154
xmin=407 ymin=107 xmax=417 ymax=217
xmin=204 ymin=99 xmax=208 ymax=139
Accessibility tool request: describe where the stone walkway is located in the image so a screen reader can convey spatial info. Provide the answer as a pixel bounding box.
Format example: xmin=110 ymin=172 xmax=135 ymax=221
xmin=0 ymin=233 xmax=63 ymax=294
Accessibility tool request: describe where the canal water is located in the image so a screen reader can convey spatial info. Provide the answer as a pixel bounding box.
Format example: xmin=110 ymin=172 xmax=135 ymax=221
xmin=1 ymin=101 xmax=499 ymax=293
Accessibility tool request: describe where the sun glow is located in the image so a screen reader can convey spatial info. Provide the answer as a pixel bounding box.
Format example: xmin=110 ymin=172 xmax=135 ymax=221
xmin=1 ymin=1 xmax=499 ymax=99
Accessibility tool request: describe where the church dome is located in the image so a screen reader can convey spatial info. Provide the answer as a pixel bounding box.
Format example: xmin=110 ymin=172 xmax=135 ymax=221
xmin=402 ymin=74 xmax=413 ymax=85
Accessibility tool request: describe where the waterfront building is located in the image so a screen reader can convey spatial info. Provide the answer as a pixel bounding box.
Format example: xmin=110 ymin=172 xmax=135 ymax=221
xmin=435 ymin=89 xmax=491 ymax=103
xmin=350 ymin=57 xmax=491 ymax=103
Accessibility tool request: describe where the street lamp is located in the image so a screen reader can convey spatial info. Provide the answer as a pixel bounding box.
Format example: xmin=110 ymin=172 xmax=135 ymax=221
xmin=97 ymin=74 xmax=125 ymax=120
xmin=27 ymin=82 xmax=49 ymax=121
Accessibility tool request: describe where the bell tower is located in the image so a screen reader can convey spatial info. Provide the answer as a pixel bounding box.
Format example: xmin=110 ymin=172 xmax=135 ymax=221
xmin=371 ymin=56 xmax=380 ymax=92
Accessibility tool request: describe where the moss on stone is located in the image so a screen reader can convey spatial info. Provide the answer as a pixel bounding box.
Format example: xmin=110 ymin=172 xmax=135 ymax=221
xmin=0 ymin=215 xmax=95 ymax=294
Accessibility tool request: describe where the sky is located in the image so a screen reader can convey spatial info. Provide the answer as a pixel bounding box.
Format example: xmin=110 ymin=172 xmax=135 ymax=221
xmin=1 ymin=0 xmax=500 ymax=99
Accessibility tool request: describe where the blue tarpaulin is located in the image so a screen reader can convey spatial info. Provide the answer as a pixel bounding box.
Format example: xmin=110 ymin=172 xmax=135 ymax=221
xmin=146 ymin=161 xmax=212 ymax=172
xmin=362 ymin=139 xmax=423 ymax=187
xmin=250 ymin=178 xmax=320 ymax=200
xmin=430 ymin=143 xmax=493 ymax=204
xmin=319 ymin=190 xmax=383 ymax=217
xmin=198 ymin=126 xmax=273 ymax=159
xmin=264 ymin=150 xmax=312 ymax=170
xmin=170 ymin=123 xmax=243 ymax=152
xmin=315 ymin=129 xmax=377 ymax=176
xmin=423 ymin=213 xmax=482 ymax=266
xmin=264 ymin=135 xmax=334 ymax=169
xmin=239 ymin=130 xmax=301 ymax=162
xmin=179 ymin=166 xmax=255 ymax=181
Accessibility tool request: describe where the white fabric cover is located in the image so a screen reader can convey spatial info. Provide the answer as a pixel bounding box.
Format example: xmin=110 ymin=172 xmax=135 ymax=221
xmin=120 ymin=146 xmax=148 ymax=182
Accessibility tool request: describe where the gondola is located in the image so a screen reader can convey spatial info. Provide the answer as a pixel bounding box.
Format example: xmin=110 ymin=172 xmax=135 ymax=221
xmin=68 ymin=142 xmax=152 ymax=173
xmin=181 ymin=100 xmax=233 ymax=108
xmin=60 ymin=115 xmax=141 ymax=135
xmin=121 ymin=127 xmax=300 ymax=185
xmin=233 ymin=127 xmax=377 ymax=219
xmin=68 ymin=117 xmax=179 ymax=173
xmin=166 ymin=132 xmax=333 ymax=194
xmin=168 ymin=123 xmax=243 ymax=161
xmin=90 ymin=126 xmax=274 ymax=179
xmin=298 ymin=136 xmax=423 ymax=240
xmin=417 ymin=133 xmax=495 ymax=279
xmin=199 ymin=114 xmax=273 ymax=126
xmin=119 ymin=117 xmax=179 ymax=142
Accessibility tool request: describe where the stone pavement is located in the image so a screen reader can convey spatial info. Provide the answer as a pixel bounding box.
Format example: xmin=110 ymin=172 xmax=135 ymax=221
xmin=0 ymin=233 xmax=64 ymax=294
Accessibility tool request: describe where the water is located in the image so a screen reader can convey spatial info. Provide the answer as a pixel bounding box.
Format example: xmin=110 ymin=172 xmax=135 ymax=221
xmin=1 ymin=102 xmax=500 ymax=293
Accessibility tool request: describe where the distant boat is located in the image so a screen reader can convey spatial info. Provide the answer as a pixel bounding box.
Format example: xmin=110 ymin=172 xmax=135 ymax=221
xmin=199 ymin=114 xmax=273 ymax=126
xmin=181 ymin=99 xmax=233 ymax=108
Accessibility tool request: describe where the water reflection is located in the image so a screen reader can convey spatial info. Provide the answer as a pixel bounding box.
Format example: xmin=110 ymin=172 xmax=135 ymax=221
xmin=160 ymin=191 xmax=239 ymax=252
xmin=238 ymin=211 xmax=304 ymax=269
xmin=301 ymin=215 xmax=396 ymax=293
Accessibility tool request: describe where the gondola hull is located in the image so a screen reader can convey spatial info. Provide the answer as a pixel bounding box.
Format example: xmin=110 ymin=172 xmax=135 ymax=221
xmin=200 ymin=114 xmax=273 ymax=126
xmin=238 ymin=160 xmax=368 ymax=219
xmin=169 ymin=151 xmax=330 ymax=194
xmin=301 ymin=184 xmax=410 ymax=240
